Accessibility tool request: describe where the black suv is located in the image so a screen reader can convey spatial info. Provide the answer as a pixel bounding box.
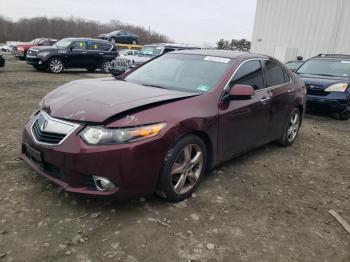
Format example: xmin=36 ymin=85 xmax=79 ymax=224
xmin=26 ymin=38 xmax=118 ymax=73
xmin=296 ymin=54 xmax=350 ymax=120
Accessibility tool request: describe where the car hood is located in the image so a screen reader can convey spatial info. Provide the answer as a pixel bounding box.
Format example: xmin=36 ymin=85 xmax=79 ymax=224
xmin=41 ymin=78 xmax=199 ymax=123
xmin=298 ymin=74 xmax=350 ymax=90
xmin=16 ymin=43 xmax=36 ymax=48
xmin=30 ymin=46 xmax=62 ymax=52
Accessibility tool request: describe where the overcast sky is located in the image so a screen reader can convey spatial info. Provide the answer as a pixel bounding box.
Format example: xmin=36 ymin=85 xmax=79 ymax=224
xmin=0 ymin=0 xmax=257 ymax=46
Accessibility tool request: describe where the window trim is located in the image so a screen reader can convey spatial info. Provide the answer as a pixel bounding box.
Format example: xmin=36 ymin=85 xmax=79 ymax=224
xmin=220 ymin=58 xmax=293 ymax=100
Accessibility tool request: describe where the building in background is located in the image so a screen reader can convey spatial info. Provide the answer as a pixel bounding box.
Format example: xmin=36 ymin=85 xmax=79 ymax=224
xmin=251 ymin=0 xmax=350 ymax=62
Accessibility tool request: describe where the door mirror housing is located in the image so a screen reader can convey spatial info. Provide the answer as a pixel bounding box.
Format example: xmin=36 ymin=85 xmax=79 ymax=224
xmin=228 ymin=84 xmax=255 ymax=100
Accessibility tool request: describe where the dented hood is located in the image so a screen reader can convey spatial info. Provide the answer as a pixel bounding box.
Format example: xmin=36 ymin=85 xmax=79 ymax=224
xmin=41 ymin=78 xmax=198 ymax=123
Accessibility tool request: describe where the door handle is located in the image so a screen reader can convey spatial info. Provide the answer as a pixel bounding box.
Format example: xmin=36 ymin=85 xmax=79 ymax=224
xmin=288 ymin=89 xmax=295 ymax=93
xmin=260 ymin=97 xmax=271 ymax=102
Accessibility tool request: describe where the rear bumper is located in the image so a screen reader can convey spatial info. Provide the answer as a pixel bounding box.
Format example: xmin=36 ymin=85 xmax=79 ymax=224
xmin=306 ymin=93 xmax=349 ymax=112
xmin=12 ymin=49 xmax=25 ymax=58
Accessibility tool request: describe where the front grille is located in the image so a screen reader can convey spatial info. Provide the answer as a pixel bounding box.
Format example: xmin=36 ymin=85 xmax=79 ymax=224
xmin=306 ymin=85 xmax=329 ymax=96
xmin=30 ymin=111 xmax=80 ymax=146
xmin=27 ymin=49 xmax=38 ymax=57
xmin=32 ymin=120 xmax=66 ymax=144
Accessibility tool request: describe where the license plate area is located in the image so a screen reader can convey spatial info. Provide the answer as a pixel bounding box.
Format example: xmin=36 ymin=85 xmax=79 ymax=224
xmin=23 ymin=143 xmax=43 ymax=166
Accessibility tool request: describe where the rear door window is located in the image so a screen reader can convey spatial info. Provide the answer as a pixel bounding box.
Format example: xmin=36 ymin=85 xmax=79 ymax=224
xmin=231 ymin=60 xmax=264 ymax=90
xmin=86 ymin=41 xmax=99 ymax=51
xmin=263 ymin=60 xmax=289 ymax=87
xmin=71 ymin=41 xmax=86 ymax=50
xmin=98 ymin=42 xmax=113 ymax=51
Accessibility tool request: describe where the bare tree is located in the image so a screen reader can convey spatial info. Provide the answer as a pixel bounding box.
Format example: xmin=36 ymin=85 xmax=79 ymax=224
xmin=0 ymin=16 xmax=171 ymax=44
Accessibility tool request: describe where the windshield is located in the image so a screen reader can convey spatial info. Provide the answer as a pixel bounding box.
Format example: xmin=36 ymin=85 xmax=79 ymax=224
xmin=286 ymin=61 xmax=303 ymax=71
xmin=297 ymin=58 xmax=350 ymax=77
xmin=54 ymin=39 xmax=73 ymax=48
xmin=31 ymin=38 xmax=41 ymax=44
xmin=139 ymin=46 xmax=163 ymax=57
xmin=125 ymin=54 xmax=232 ymax=93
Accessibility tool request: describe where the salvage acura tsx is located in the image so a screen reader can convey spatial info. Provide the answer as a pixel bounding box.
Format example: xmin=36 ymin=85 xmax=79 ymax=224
xmin=20 ymin=50 xmax=306 ymax=202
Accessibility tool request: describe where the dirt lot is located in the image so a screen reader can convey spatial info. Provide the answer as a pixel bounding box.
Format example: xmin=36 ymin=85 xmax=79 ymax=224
xmin=0 ymin=54 xmax=349 ymax=262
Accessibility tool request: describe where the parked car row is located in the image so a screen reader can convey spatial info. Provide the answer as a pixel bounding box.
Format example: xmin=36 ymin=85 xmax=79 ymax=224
xmin=110 ymin=43 xmax=200 ymax=76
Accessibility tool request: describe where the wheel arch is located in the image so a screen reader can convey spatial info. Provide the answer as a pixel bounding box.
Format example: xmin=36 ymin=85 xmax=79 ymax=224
xmin=171 ymin=130 xmax=214 ymax=171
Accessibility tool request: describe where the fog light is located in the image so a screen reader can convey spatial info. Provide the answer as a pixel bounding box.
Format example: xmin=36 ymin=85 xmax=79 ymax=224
xmin=38 ymin=61 xmax=42 ymax=64
xmin=93 ymin=176 xmax=116 ymax=192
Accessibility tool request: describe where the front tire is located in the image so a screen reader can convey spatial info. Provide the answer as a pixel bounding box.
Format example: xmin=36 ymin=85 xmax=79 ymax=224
xmin=101 ymin=60 xmax=111 ymax=73
xmin=131 ymin=39 xmax=137 ymax=45
xmin=277 ymin=108 xmax=301 ymax=146
xmin=48 ymin=58 xmax=64 ymax=74
xmin=157 ymin=135 xmax=207 ymax=202
xmin=333 ymin=108 xmax=350 ymax=120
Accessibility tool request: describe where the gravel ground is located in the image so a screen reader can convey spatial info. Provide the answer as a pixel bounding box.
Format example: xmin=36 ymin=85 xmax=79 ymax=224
xmin=0 ymin=54 xmax=349 ymax=262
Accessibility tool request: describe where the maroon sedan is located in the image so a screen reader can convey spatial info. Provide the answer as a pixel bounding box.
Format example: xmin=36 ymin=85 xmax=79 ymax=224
xmin=20 ymin=50 xmax=306 ymax=202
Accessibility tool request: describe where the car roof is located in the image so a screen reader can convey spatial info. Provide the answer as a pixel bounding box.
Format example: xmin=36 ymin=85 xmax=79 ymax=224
xmin=314 ymin=54 xmax=350 ymax=59
xmin=171 ymin=49 xmax=269 ymax=59
xmin=286 ymin=60 xmax=304 ymax=63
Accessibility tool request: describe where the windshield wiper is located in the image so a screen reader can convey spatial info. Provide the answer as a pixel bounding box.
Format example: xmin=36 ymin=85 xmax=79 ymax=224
xmin=302 ymin=73 xmax=336 ymax=77
xmin=142 ymin=83 xmax=167 ymax=89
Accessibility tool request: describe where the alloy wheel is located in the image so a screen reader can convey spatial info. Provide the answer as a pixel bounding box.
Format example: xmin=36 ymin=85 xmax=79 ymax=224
xmin=49 ymin=59 xmax=63 ymax=73
xmin=287 ymin=111 xmax=300 ymax=143
xmin=102 ymin=61 xmax=111 ymax=73
xmin=171 ymin=144 xmax=204 ymax=194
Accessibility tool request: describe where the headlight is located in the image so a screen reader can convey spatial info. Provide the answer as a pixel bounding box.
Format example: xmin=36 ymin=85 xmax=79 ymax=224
xmin=324 ymin=83 xmax=348 ymax=92
xmin=80 ymin=123 xmax=167 ymax=145
xmin=17 ymin=47 xmax=24 ymax=51
xmin=37 ymin=52 xmax=50 ymax=57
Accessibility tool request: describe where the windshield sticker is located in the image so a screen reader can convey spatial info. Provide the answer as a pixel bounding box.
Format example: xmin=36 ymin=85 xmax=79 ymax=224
xmin=204 ymin=56 xmax=230 ymax=63
xmin=197 ymin=84 xmax=210 ymax=92
xmin=341 ymin=61 xmax=350 ymax=64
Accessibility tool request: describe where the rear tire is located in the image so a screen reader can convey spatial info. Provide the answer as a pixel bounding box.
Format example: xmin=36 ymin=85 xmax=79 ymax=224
xmin=157 ymin=135 xmax=207 ymax=202
xmin=48 ymin=58 xmax=64 ymax=74
xmin=110 ymin=37 xmax=117 ymax=44
xmin=131 ymin=39 xmax=137 ymax=45
xmin=277 ymin=108 xmax=301 ymax=146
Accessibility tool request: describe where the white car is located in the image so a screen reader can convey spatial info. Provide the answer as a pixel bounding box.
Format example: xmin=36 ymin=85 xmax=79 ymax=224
xmin=0 ymin=43 xmax=11 ymax=52
xmin=119 ymin=49 xmax=140 ymax=57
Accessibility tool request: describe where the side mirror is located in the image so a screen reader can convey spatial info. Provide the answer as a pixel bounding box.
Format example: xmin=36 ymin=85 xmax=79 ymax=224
xmin=69 ymin=46 xmax=74 ymax=51
xmin=228 ymin=84 xmax=255 ymax=100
